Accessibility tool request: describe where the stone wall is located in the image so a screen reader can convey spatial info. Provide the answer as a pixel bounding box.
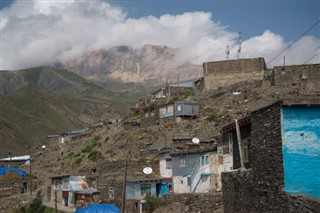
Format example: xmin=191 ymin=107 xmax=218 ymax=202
xmin=203 ymin=58 xmax=266 ymax=90
xmin=272 ymin=64 xmax=320 ymax=95
xmin=161 ymin=192 xmax=222 ymax=213
xmin=221 ymin=102 xmax=320 ymax=212
xmin=140 ymin=107 xmax=159 ymax=128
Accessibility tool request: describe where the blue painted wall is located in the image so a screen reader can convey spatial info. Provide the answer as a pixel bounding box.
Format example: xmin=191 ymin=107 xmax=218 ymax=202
xmin=281 ymin=106 xmax=320 ymax=199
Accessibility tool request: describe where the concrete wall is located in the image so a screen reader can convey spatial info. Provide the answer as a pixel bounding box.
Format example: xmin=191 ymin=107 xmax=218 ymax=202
xmin=126 ymin=182 xmax=157 ymax=200
xmin=172 ymin=176 xmax=190 ymax=193
xmin=159 ymin=156 xmax=172 ymax=178
xmin=203 ymin=58 xmax=266 ymax=90
xmin=281 ymin=106 xmax=320 ymax=199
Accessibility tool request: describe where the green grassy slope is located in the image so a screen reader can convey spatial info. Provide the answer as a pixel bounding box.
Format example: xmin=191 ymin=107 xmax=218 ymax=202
xmin=0 ymin=67 xmax=159 ymax=157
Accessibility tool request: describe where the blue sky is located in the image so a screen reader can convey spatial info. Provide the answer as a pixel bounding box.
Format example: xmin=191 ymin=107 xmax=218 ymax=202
xmin=115 ymin=0 xmax=320 ymax=41
xmin=1 ymin=0 xmax=319 ymax=69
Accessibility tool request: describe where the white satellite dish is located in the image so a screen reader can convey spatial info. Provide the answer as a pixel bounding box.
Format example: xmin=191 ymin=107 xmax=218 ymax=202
xmin=42 ymin=145 xmax=46 ymax=149
xmin=143 ymin=167 xmax=153 ymax=175
xmin=192 ymin=138 xmax=200 ymax=144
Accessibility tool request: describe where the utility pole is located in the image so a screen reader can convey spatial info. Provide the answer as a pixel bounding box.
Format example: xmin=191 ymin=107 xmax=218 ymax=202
xmin=121 ymin=151 xmax=129 ymax=213
xmin=29 ymin=157 xmax=32 ymax=196
xmin=235 ymin=119 xmax=244 ymax=169
xmin=8 ymin=152 xmax=11 ymax=167
xmin=54 ymin=191 xmax=57 ymax=213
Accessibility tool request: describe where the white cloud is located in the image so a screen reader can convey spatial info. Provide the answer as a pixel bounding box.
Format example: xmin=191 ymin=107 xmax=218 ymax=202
xmin=1 ymin=0 xmax=319 ymax=70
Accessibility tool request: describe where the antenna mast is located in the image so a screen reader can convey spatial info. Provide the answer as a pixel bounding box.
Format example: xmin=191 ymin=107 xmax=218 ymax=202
xmin=237 ymin=32 xmax=242 ymax=60
xmin=226 ymin=45 xmax=230 ymax=60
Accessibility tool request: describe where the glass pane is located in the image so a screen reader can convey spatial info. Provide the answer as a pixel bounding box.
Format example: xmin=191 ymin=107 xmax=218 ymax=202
xmin=141 ymin=184 xmax=151 ymax=196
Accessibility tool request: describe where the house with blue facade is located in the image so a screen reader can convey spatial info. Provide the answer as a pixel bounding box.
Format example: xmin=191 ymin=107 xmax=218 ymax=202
xmin=221 ymin=99 xmax=320 ymax=212
xmin=170 ymin=148 xmax=217 ymax=193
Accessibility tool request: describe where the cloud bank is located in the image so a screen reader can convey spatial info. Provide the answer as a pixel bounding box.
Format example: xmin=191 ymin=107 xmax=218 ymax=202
xmin=1 ymin=0 xmax=319 ymax=70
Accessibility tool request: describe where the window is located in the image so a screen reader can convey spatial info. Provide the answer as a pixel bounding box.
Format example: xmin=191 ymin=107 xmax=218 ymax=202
xmin=108 ymin=187 xmax=114 ymax=198
xmin=166 ymin=158 xmax=172 ymax=169
xmin=179 ymin=156 xmax=186 ymax=167
xmin=177 ymin=105 xmax=182 ymax=111
xmin=63 ymin=180 xmax=69 ymax=190
xmin=150 ymin=110 xmax=155 ymax=117
xmin=140 ymin=184 xmax=151 ymax=196
xmin=201 ymin=155 xmax=209 ymax=165
xmin=54 ymin=180 xmax=60 ymax=190
xmin=144 ymin=111 xmax=149 ymax=118
xmin=243 ymin=144 xmax=249 ymax=162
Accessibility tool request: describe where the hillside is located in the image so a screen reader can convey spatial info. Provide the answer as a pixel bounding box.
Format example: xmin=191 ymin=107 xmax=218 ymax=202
xmin=1 ymin=62 xmax=319 ymax=212
xmin=0 ymin=67 xmax=159 ymax=157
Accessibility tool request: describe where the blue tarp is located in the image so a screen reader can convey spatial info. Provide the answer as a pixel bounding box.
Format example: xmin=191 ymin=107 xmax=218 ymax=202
xmin=76 ymin=204 xmax=121 ymax=213
xmin=0 ymin=167 xmax=27 ymax=179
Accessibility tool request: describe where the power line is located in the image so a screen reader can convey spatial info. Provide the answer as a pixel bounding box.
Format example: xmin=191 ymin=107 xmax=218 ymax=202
xmin=303 ymin=52 xmax=320 ymax=64
xmin=267 ymin=19 xmax=320 ymax=66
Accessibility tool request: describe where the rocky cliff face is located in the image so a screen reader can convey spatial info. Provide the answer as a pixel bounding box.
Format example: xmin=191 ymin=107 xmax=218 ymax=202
xmin=64 ymin=44 xmax=202 ymax=82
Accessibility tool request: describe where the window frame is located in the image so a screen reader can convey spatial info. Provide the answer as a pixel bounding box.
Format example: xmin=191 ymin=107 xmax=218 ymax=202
xmin=54 ymin=180 xmax=60 ymax=190
xmin=178 ymin=156 xmax=186 ymax=167
xmin=140 ymin=184 xmax=151 ymax=196
xmin=108 ymin=187 xmax=115 ymax=198
xmin=165 ymin=158 xmax=172 ymax=169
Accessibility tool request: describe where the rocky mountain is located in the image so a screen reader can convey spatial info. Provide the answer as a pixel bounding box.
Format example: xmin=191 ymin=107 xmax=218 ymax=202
xmin=64 ymin=44 xmax=202 ymax=82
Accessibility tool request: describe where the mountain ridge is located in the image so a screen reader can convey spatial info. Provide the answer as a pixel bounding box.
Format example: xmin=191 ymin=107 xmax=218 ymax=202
xmin=64 ymin=44 xmax=202 ymax=82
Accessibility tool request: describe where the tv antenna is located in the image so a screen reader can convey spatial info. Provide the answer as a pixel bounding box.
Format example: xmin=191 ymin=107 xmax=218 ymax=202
xmin=192 ymin=138 xmax=200 ymax=144
xmin=237 ymin=32 xmax=242 ymax=60
xmin=143 ymin=167 xmax=153 ymax=175
xmin=226 ymin=45 xmax=230 ymax=60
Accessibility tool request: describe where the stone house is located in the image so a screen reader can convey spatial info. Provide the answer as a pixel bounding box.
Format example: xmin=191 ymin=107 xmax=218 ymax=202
xmin=49 ymin=175 xmax=99 ymax=207
xmin=170 ymin=148 xmax=217 ymax=194
xmin=140 ymin=106 xmax=159 ymax=129
xmin=221 ymin=100 xmax=320 ymax=212
xmin=219 ymin=117 xmax=252 ymax=172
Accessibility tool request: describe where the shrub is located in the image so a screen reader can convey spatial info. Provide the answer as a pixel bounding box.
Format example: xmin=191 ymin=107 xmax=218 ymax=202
xmin=88 ymin=151 xmax=104 ymax=162
xmin=132 ymin=108 xmax=140 ymax=117
xmin=143 ymin=194 xmax=169 ymax=213
xmin=206 ymin=113 xmax=217 ymax=122
xmin=75 ymin=158 xmax=82 ymax=164
xmin=106 ymin=149 xmax=115 ymax=158
xmin=27 ymin=191 xmax=45 ymax=213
